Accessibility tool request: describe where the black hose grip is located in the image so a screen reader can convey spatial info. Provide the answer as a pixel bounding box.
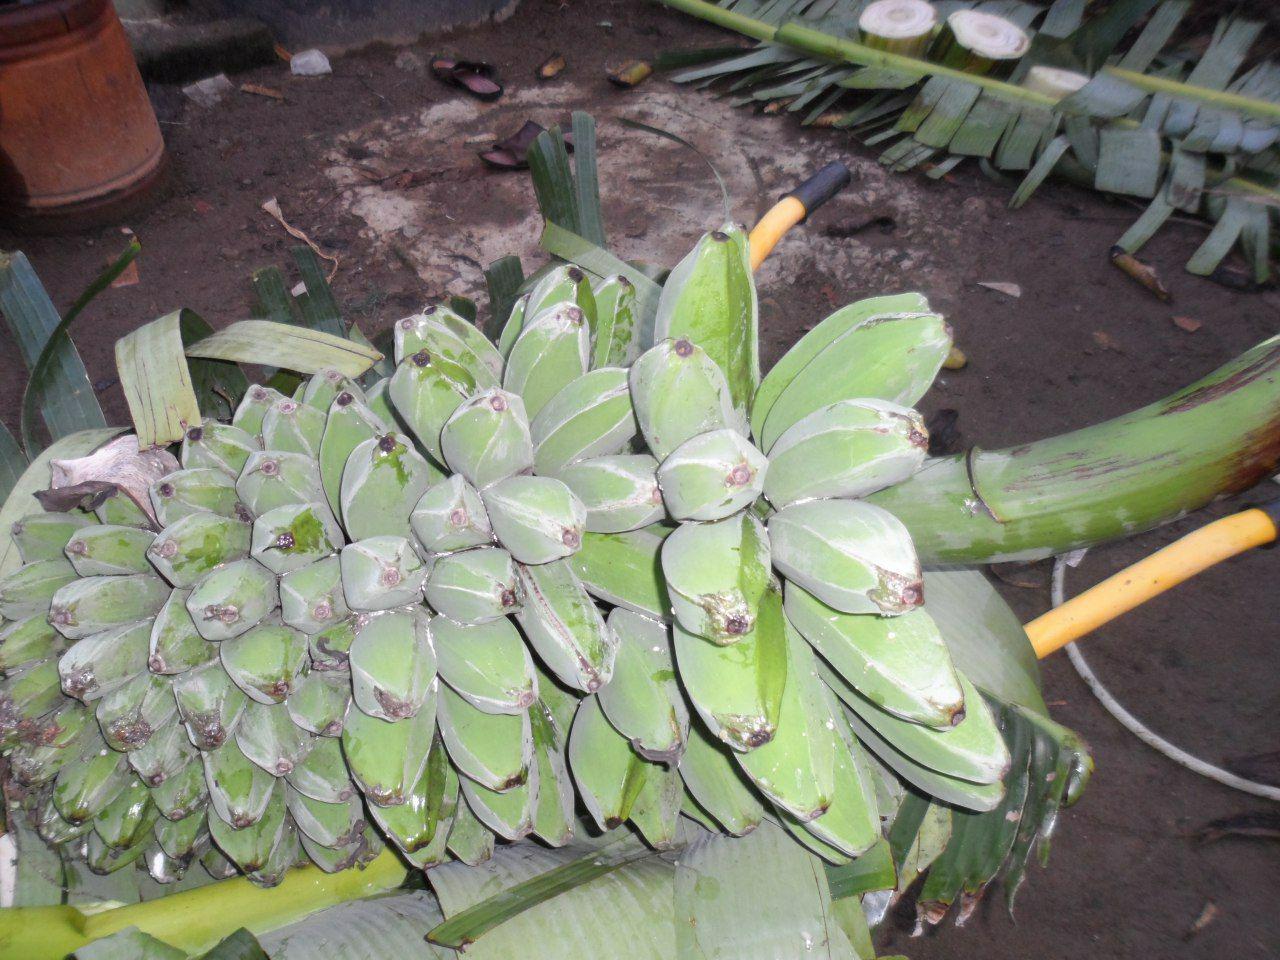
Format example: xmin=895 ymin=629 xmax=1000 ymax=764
xmin=785 ymin=161 xmax=852 ymax=220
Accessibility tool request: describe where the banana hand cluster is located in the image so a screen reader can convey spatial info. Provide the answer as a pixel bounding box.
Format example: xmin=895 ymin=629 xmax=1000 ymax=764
xmin=0 ymin=230 xmax=1012 ymax=889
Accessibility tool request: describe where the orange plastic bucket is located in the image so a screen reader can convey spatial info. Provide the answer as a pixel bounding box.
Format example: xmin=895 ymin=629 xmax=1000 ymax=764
xmin=0 ymin=0 xmax=167 ymax=230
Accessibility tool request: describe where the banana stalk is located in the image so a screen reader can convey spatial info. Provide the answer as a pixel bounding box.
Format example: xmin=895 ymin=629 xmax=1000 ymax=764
xmin=0 ymin=850 xmax=407 ymax=959
xmin=869 ymin=336 xmax=1280 ymax=563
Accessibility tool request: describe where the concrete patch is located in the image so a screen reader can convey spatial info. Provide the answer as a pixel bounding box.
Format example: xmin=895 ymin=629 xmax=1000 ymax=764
xmin=323 ymin=80 xmax=970 ymax=306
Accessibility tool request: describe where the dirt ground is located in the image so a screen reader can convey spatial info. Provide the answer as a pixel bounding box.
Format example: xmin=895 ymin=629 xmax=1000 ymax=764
xmin=2 ymin=1 xmax=1278 ymax=957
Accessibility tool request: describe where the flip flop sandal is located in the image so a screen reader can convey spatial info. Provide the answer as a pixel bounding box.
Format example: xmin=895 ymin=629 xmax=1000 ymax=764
xmin=431 ymin=58 xmax=503 ymax=101
xmin=478 ymin=120 xmax=575 ymax=171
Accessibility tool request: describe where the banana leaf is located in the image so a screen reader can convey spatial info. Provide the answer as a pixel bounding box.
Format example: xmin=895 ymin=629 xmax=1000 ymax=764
xmin=657 ymin=0 xmax=1280 ymax=278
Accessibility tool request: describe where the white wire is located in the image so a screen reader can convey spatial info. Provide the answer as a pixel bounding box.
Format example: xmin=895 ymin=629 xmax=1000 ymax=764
xmin=1052 ymin=555 xmax=1280 ymax=803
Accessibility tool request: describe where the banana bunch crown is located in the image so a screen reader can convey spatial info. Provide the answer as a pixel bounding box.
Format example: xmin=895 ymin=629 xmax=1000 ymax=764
xmin=0 ymin=228 xmax=1018 ymax=889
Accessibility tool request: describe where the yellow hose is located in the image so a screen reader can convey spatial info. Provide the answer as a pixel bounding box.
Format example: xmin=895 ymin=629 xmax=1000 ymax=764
xmin=1026 ymin=508 xmax=1278 ymax=659
xmin=748 ymin=196 xmax=807 ymax=271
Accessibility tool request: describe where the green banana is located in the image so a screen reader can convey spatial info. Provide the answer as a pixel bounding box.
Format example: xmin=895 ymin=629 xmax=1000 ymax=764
xmin=173 ymin=659 xmax=247 ymax=750
xmin=503 ymin=302 xmax=591 ymax=420
xmin=96 ymin=671 xmax=177 ymax=751
xmin=596 ymin=608 xmax=688 ymax=763
xmin=672 ymin=584 xmax=788 ymax=752
xmin=676 ymin=721 xmax=764 ymax=836
xmin=763 ymin=399 xmax=928 ymax=507
xmin=236 ymin=452 xmax=323 ymax=517
xmin=154 ymin=467 xmax=243 ymax=526
xmin=185 ymin=560 xmax=278 ymax=641
xmin=749 ymin=293 xmax=931 ymax=444
xmin=571 ymin=526 xmax=671 ymax=620
xmin=260 ymin=398 xmax=327 ymax=458
xmin=424 ymin=547 xmax=521 ymax=623
xmin=48 ymin=573 xmax=169 ymax=640
xmin=567 ymin=695 xmax=648 ymax=829
xmin=756 ymin=308 xmax=951 ymax=451
xmin=339 ymin=434 xmax=440 ymax=540
xmin=340 ymin=702 xmax=435 ymax=806
xmin=785 ymin=585 xmax=963 ymax=728
xmin=287 ymin=667 xmax=352 ymax=737
xmin=515 ymin=559 xmax=617 ymax=693
xmin=437 ymin=683 xmax=532 ymax=791
xmin=432 ymin=614 xmax=537 ymax=714
xmin=58 ymin=620 xmax=150 ymax=702
xmin=231 ymin=385 xmax=287 ymax=437
xmin=219 ymin=622 xmax=309 ymax=704
xmin=481 ymin=474 xmax=586 ymax=564
xmin=629 ymin=338 xmax=740 ymax=460
xmin=202 ymin=738 xmax=276 ymax=828
xmin=11 ymin=511 xmax=91 ymax=563
xmin=656 ymin=428 xmax=768 ymax=521
xmin=349 ymin=609 xmax=436 ymax=720
xmin=235 ymin=699 xmax=313 ymax=775
xmin=64 ymin=524 xmax=155 ymax=576
xmin=151 ymin=513 xmax=251 ymax=585
xmin=842 ymin=703 xmax=1005 ymax=813
xmin=662 ymin=511 xmax=771 ymax=643
xmin=387 ymin=349 xmax=478 ymax=465
xmin=768 ymin=499 xmax=922 ymax=615
xmin=843 ymin=671 xmax=1010 ymax=786
xmin=318 ymin=393 xmax=386 ymax=515
xmin=411 ymin=475 xmax=494 ymax=553
xmin=183 ymin=422 xmax=260 ymax=477
xmin=338 ymin=536 xmax=426 ymax=610
xmin=439 ymin=389 xmax=534 ymax=489
xmin=653 ymin=225 xmax=758 ymax=417
xmin=529 ymin=699 xmax=575 ymax=846
xmin=529 ymin=367 xmax=637 ymax=476
xmin=279 ymin=556 xmax=350 ymax=634
xmin=556 ymin=455 xmax=664 ymax=534
xmin=591 ymin=275 xmax=639 ymax=368
xmin=629 ymin=757 xmax=683 ymax=848
xmin=285 ymin=734 xmax=357 ymax=804
xmin=733 ymin=614 xmax=837 ymax=821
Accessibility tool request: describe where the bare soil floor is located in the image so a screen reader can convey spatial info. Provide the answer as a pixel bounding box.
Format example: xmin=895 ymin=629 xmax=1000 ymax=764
xmin=2 ymin=1 xmax=1278 ymax=957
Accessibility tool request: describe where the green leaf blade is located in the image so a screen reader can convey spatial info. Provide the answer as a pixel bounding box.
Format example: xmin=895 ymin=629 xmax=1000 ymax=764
xmin=186 ymin=320 xmax=382 ymax=377
xmin=0 ymin=251 xmax=108 ymax=451
xmin=115 ymin=311 xmax=204 ymax=448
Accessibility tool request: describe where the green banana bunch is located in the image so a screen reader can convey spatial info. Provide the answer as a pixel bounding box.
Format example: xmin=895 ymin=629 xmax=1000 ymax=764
xmin=0 ymin=234 xmax=1018 ymax=898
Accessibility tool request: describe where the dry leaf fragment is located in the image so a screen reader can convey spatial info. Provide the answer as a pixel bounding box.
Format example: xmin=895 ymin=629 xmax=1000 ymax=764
xmin=809 ymin=112 xmax=846 ymax=128
xmin=261 ymin=197 xmax=339 ymax=281
xmin=43 ymin=435 xmax=178 ymax=527
xmin=241 ymin=83 xmax=285 ymax=101
xmin=110 ymin=260 xmax=140 ymax=288
xmin=608 ymin=60 xmax=652 ymax=88
xmin=1183 ymin=901 xmax=1219 ymax=941
xmin=1172 ymin=315 xmax=1202 ymax=333
xmin=1110 ymin=245 xmax=1170 ymax=301
xmin=976 ymin=281 xmax=1022 ymax=298
xmin=538 ymin=54 xmax=566 ymax=80
xmin=1092 ymin=330 xmax=1121 ymax=351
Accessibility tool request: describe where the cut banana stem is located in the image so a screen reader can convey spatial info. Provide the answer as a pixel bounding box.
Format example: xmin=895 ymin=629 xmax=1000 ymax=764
xmin=934 ymin=11 xmax=1029 ymax=75
xmin=1022 ymin=65 xmax=1090 ymax=101
xmin=858 ymin=0 xmax=937 ymax=57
